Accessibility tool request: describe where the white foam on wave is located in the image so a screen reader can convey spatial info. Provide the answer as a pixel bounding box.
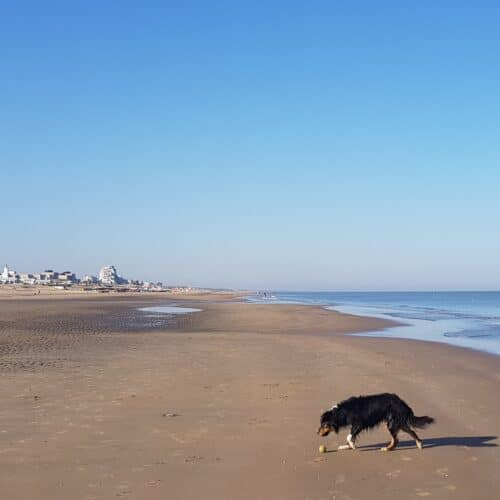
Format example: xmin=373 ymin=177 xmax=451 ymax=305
xmin=327 ymin=305 xmax=500 ymax=356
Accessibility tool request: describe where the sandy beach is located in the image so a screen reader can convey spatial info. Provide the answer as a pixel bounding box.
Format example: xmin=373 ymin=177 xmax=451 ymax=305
xmin=0 ymin=294 xmax=499 ymax=500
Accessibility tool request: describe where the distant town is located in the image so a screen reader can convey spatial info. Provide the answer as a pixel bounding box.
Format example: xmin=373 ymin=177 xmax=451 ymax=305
xmin=0 ymin=264 xmax=194 ymax=293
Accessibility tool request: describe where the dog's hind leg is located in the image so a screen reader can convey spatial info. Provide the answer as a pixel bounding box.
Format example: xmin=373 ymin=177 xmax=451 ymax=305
xmin=381 ymin=425 xmax=399 ymax=452
xmin=403 ymin=426 xmax=422 ymax=449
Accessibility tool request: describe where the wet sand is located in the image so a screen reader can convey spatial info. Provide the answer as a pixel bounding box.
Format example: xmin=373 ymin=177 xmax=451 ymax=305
xmin=0 ymin=295 xmax=499 ymax=499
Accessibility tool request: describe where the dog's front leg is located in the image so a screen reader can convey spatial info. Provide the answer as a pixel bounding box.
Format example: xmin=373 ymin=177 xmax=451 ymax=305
xmin=338 ymin=433 xmax=356 ymax=451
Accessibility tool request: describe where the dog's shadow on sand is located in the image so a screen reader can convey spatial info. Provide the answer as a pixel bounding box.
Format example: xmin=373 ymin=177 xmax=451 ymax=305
xmin=360 ymin=435 xmax=498 ymax=451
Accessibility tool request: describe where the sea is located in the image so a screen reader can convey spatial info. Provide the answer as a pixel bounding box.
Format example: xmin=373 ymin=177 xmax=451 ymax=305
xmin=247 ymin=291 xmax=500 ymax=356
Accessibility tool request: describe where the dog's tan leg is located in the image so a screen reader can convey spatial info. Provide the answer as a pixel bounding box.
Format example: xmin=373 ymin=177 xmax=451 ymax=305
xmin=347 ymin=433 xmax=356 ymax=450
xmin=405 ymin=428 xmax=423 ymax=449
xmin=381 ymin=435 xmax=399 ymax=451
xmin=338 ymin=434 xmax=356 ymax=451
xmin=381 ymin=425 xmax=399 ymax=451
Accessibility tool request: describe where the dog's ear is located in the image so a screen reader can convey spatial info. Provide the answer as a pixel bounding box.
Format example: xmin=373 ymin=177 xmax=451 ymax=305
xmin=320 ymin=409 xmax=332 ymax=424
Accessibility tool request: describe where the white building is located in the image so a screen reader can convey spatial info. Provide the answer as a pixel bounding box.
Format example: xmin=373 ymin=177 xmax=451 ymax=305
xmin=1 ymin=265 xmax=9 ymax=282
xmin=1 ymin=265 xmax=78 ymax=286
xmin=82 ymin=274 xmax=98 ymax=285
xmin=1 ymin=264 xmax=18 ymax=284
xmin=58 ymin=272 xmax=76 ymax=283
xmin=99 ymin=265 xmax=125 ymax=285
xmin=19 ymin=273 xmax=36 ymax=285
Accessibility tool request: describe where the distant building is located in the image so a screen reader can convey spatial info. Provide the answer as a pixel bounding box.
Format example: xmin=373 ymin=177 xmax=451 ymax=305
xmin=1 ymin=265 xmax=10 ymax=282
xmin=99 ymin=265 xmax=125 ymax=285
xmin=1 ymin=265 xmax=80 ymax=286
xmin=31 ymin=270 xmax=57 ymax=284
xmin=19 ymin=273 xmax=36 ymax=285
xmin=33 ymin=272 xmax=46 ymax=283
xmin=43 ymin=270 xmax=59 ymax=282
xmin=1 ymin=264 xmax=18 ymax=284
xmin=30 ymin=269 xmax=77 ymax=285
xmin=58 ymin=271 xmax=77 ymax=283
xmin=82 ymin=274 xmax=98 ymax=285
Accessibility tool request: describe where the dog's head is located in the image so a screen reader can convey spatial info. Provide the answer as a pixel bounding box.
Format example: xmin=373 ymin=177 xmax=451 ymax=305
xmin=317 ymin=405 xmax=345 ymax=436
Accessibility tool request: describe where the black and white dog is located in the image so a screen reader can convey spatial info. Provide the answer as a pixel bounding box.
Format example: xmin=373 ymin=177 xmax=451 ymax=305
xmin=318 ymin=393 xmax=435 ymax=451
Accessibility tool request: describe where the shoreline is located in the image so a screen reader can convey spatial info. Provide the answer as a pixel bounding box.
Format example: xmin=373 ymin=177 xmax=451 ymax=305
xmin=0 ymin=295 xmax=498 ymax=499
xmin=2 ymin=290 xmax=498 ymax=366
xmin=4 ymin=286 xmax=498 ymax=357
xmin=247 ymin=292 xmax=500 ymax=358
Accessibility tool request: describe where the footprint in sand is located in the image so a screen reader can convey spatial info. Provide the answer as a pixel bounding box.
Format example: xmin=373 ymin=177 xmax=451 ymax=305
xmin=386 ymin=469 xmax=400 ymax=479
xmin=248 ymin=417 xmax=269 ymax=425
xmin=436 ymin=467 xmax=449 ymax=477
xmin=415 ymin=489 xmax=432 ymax=497
xmin=115 ymin=483 xmax=132 ymax=496
xmin=445 ymin=485 xmax=457 ymax=491
xmin=334 ymin=474 xmax=346 ymax=485
xmin=401 ymin=456 xmax=413 ymax=462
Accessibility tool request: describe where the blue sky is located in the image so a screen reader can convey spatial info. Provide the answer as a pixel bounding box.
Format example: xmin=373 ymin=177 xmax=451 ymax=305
xmin=2 ymin=1 xmax=499 ymax=290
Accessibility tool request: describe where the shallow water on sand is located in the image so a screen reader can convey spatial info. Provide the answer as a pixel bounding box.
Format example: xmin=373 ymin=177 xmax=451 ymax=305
xmin=139 ymin=306 xmax=202 ymax=314
xmin=248 ymin=292 xmax=500 ymax=356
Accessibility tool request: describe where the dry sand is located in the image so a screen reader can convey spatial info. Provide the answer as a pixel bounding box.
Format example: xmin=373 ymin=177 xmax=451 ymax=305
xmin=0 ymin=295 xmax=499 ymax=499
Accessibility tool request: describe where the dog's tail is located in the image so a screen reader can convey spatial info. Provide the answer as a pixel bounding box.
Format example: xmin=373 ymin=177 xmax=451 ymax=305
xmin=411 ymin=415 xmax=435 ymax=428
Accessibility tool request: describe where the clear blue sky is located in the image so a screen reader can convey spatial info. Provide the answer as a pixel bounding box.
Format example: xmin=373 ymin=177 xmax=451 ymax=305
xmin=2 ymin=1 xmax=499 ymax=290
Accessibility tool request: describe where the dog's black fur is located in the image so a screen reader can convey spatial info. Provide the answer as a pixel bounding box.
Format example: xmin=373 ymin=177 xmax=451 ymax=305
xmin=318 ymin=393 xmax=435 ymax=451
